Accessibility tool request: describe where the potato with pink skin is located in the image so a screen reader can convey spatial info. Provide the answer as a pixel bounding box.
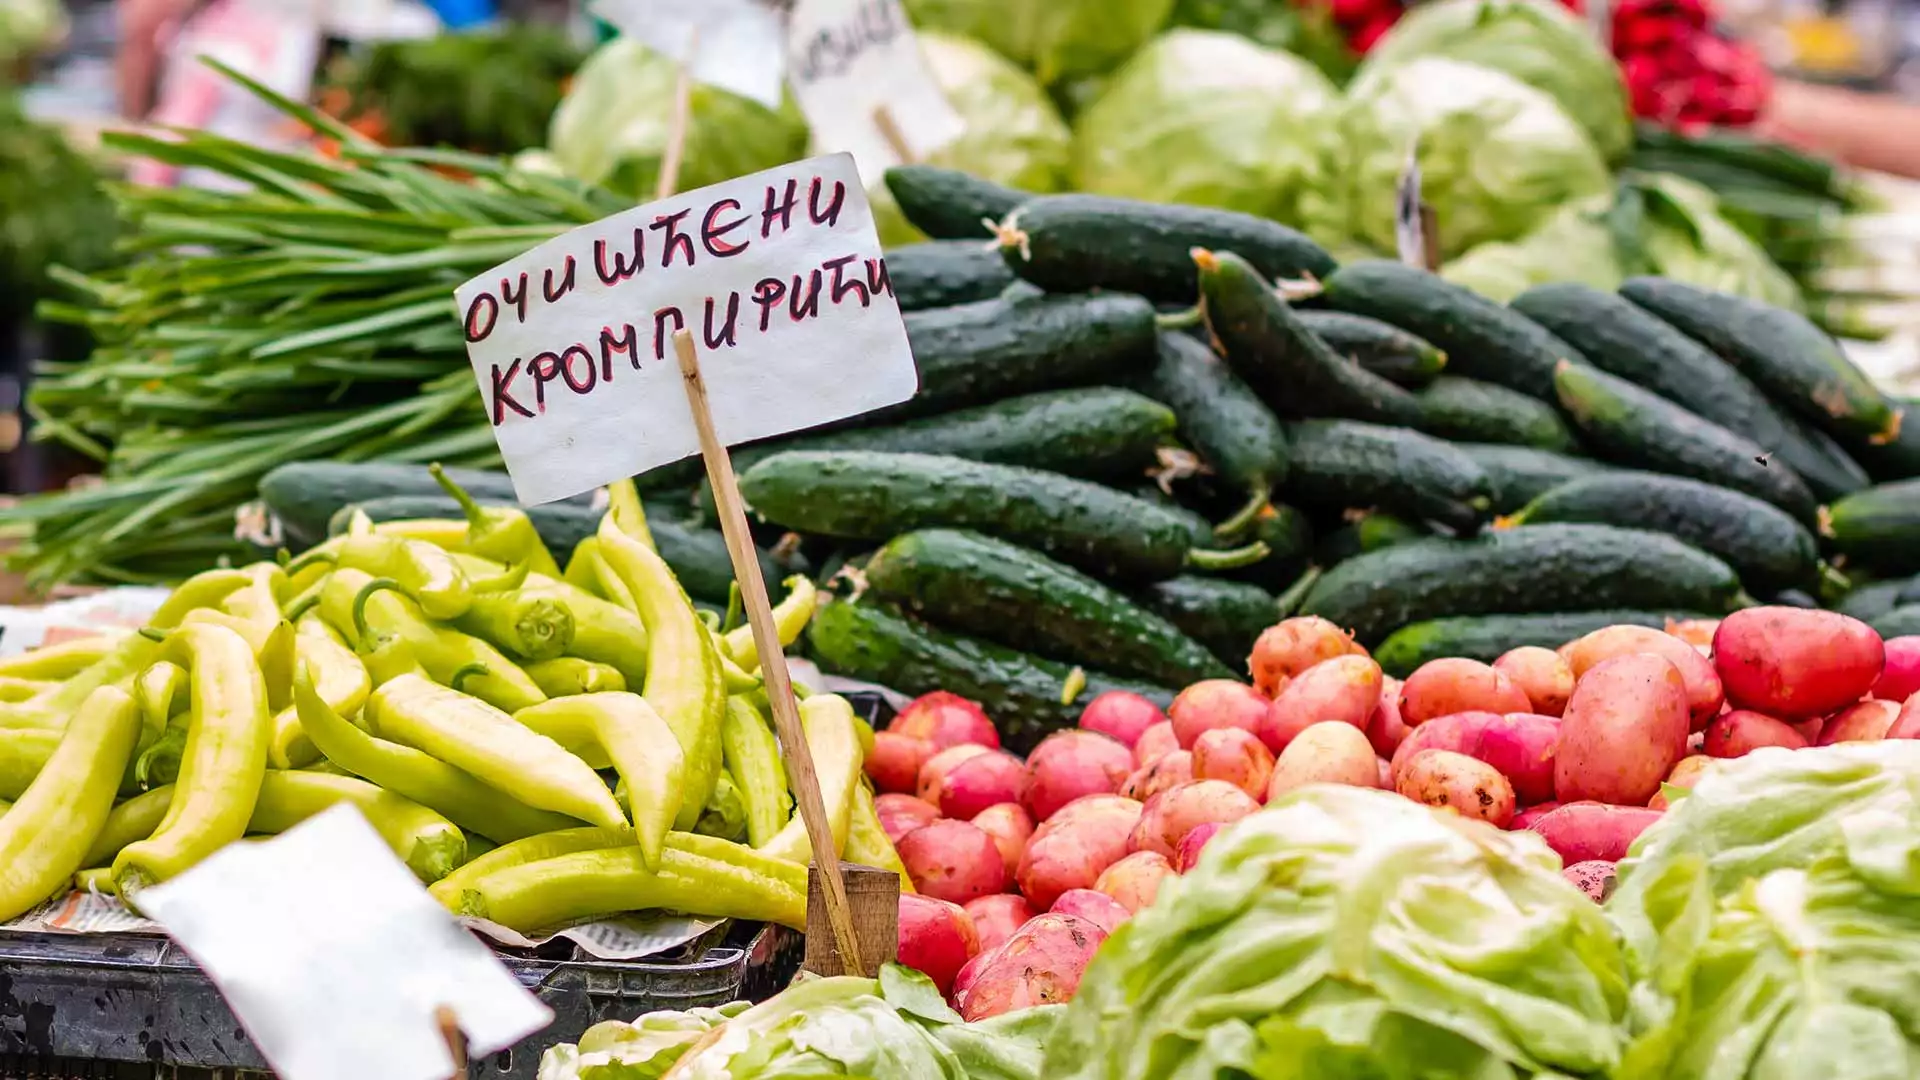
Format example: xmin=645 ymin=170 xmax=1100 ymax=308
xmin=921 ymin=747 xmax=1027 ymax=820
xmin=1872 ymin=637 xmax=1920 ymax=702
xmin=1259 ymin=655 xmax=1383 ymax=754
xmin=1790 ymin=717 xmax=1824 ymax=744
xmin=1388 ymin=711 xmax=1502 ymax=787
xmin=1024 ymin=730 xmax=1133 ymax=821
xmin=1555 ymin=653 xmax=1689 ymax=806
xmin=1562 ymin=625 xmax=1724 ymax=730
xmin=970 ymin=803 xmax=1033 ymax=882
xmin=896 ymin=894 xmax=979 ymax=996
xmin=1664 ymin=618 xmax=1718 ymax=649
xmin=1399 ymin=658 xmax=1532 ymax=725
xmin=1396 ymin=749 xmax=1516 ymax=827
xmin=1133 ymin=722 xmax=1180 ymax=768
xmin=897 ymin=820 xmax=1007 ymax=905
xmin=1365 ymin=677 xmax=1411 ymax=757
xmin=1704 ymin=709 xmax=1808 ymax=758
xmin=1527 ymin=801 xmax=1662 ymax=864
xmin=1711 ymin=607 xmax=1885 ymax=719
xmin=1096 ymin=850 xmax=1174 ymax=913
xmin=1191 ymin=727 xmax=1275 ymax=800
xmin=1119 ymin=750 xmax=1192 ymax=802
xmin=1563 ymin=860 xmax=1616 ymax=903
xmin=1050 ymin=888 xmax=1130 ymax=934
xmin=917 ymin=744 xmax=988 ymax=799
xmin=1175 ymin=821 xmax=1224 ymax=872
xmin=1473 ymin=713 xmax=1560 ymax=806
xmin=877 ymin=793 xmax=941 ymax=845
xmin=1509 ymin=801 xmax=1560 ymax=830
xmin=963 ymin=894 xmax=1034 ymax=953
xmin=952 ymin=949 xmax=993 ymax=1007
xmin=891 ymin=691 xmax=1000 ymax=749
xmin=1820 ymin=699 xmax=1898 ymax=744
xmin=1889 ymin=695 xmax=1920 ymax=740
xmin=960 ymin=914 xmax=1108 ymax=1021
xmin=1169 ymin=680 xmax=1269 ymax=749
xmin=1016 ymin=795 xmax=1143 ymax=909
xmin=1494 ymin=646 xmax=1575 ymax=717
xmin=1078 ymin=691 xmax=1165 ymax=748
xmin=1249 ymin=616 xmax=1363 ymax=696
xmin=1268 ymin=721 xmax=1381 ymax=797
xmin=1129 ymin=780 xmax=1261 ymax=858
xmin=868 ymin=732 xmax=936 ymax=794
xmin=1649 ymin=755 xmax=1713 ymax=810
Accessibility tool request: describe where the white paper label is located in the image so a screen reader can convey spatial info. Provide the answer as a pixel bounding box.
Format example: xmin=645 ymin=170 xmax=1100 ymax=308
xmin=135 ymin=805 xmax=553 ymax=1080
xmin=787 ymin=0 xmax=963 ymax=178
xmin=589 ymin=0 xmax=791 ymax=108
xmin=454 ymin=152 xmax=918 ymax=505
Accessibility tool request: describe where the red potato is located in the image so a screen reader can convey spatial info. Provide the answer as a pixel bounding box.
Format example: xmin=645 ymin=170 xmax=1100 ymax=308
xmin=1119 ymin=750 xmax=1193 ymax=802
xmin=1016 ymin=795 xmax=1143 ymax=909
xmin=1129 ymin=780 xmax=1261 ymax=859
xmin=1527 ymin=801 xmax=1662 ymax=864
xmin=1509 ymin=801 xmax=1560 ymax=830
xmin=1388 ymin=711 xmax=1501 ymax=787
xmin=1650 ymin=755 xmax=1713 ymax=810
xmin=959 ymin=913 xmax=1108 ymax=1021
xmin=1889 ymin=695 xmax=1920 ymax=740
xmin=1790 ymin=717 xmax=1824 ymax=744
xmin=1175 ymin=821 xmax=1224 ymax=872
xmin=970 ymin=803 xmax=1034 ymax=881
xmin=891 ymin=691 xmax=1000 ymax=750
xmin=1396 ymin=749 xmax=1516 ymax=827
xmin=897 ymin=820 xmax=1007 ymax=905
xmin=1169 ymin=680 xmax=1269 ymax=749
xmin=962 ymin=894 xmax=1035 ymax=953
xmin=1819 ymin=699 xmax=1898 ymax=744
xmin=1555 ymin=654 xmax=1689 ymax=806
xmin=1024 ymin=730 xmax=1134 ymax=821
xmin=952 ymin=948 xmax=993 ymax=1006
xmin=1095 ymin=850 xmax=1174 ymax=913
xmin=1365 ymin=676 xmax=1411 ymax=757
xmin=1873 ymin=637 xmax=1920 ymax=702
xmin=917 ymin=744 xmax=988 ymax=798
xmin=921 ymin=747 xmax=1027 ymax=821
xmin=1050 ymin=888 xmax=1130 ymax=935
xmin=1259 ymin=655 xmax=1383 ymax=754
xmin=1474 ymin=713 xmax=1560 ymax=807
xmin=1248 ymin=615 xmax=1363 ymax=696
xmin=876 ymin=793 xmax=941 ymax=845
xmin=1078 ymin=691 xmax=1166 ymax=748
xmin=867 ymin=732 xmax=936 ymax=794
xmin=1134 ymin=722 xmax=1180 ymax=768
xmin=1563 ymin=860 xmax=1616 ymax=903
xmin=1399 ymin=658 xmax=1532 ymax=725
xmin=1268 ymin=721 xmax=1381 ymax=797
xmin=896 ymin=894 xmax=979 ymax=996
xmin=1191 ymin=727 xmax=1275 ymax=800
xmin=1703 ymin=709 xmax=1808 ymax=758
xmin=1494 ymin=646 xmax=1575 ymax=717
xmin=1665 ymin=618 xmax=1719 ymax=649
xmin=1562 ymin=625 xmax=1725 ymax=730
xmin=1711 ymin=607 xmax=1884 ymax=719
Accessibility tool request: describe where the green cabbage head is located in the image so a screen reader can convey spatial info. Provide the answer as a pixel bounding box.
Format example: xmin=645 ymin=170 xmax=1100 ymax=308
xmin=1325 ymin=57 xmax=1612 ymax=261
xmin=901 ymin=0 xmax=1175 ymax=84
xmin=1045 ymin=785 xmax=1629 ymax=1080
xmin=1441 ymin=194 xmax=1621 ymax=301
xmin=547 ymin=39 xmax=809 ymax=203
xmin=1361 ymin=0 xmax=1632 ymax=162
xmin=1071 ymin=29 xmax=1340 ymax=226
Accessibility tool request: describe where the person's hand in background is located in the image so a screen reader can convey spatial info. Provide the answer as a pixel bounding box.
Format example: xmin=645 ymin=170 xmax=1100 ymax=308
xmin=116 ymin=0 xmax=202 ymax=118
xmin=1755 ymin=79 xmax=1920 ymax=181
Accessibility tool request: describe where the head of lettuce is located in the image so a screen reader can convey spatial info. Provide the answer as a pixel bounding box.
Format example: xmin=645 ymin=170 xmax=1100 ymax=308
xmin=1043 ymin=785 xmax=1629 ymax=1079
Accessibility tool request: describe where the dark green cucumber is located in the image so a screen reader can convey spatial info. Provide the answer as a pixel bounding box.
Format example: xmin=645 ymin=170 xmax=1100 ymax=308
xmin=1133 ymin=575 xmax=1280 ymax=668
xmin=1412 ymin=376 xmax=1577 ymax=452
xmin=1821 ymin=479 xmax=1920 ymax=575
xmin=1512 ymin=282 xmax=1869 ymax=501
xmin=1197 ymin=250 xmax=1422 ymax=426
xmin=1320 ymin=260 xmax=1585 ymax=400
xmin=1508 ymin=471 xmax=1823 ymax=594
xmin=870 ymin=290 xmax=1157 ymax=423
xmin=1299 ymin=523 xmax=1745 ymax=644
xmin=997 ymin=194 xmax=1336 ymax=304
xmin=260 ymin=462 xmax=575 ymax=548
xmin=882 ymin=165 xmax=1030 ymax=241
xmin=1315 ymin=512 xmax=1427 ymax=567
xmin=1873 ymin=605 xmax=1920 ymax=639
xmin=1836 ymin=579 xmax=1908 ymax=623
xmin=1553 ymin=362 xmax=1819 ymax=524
xmin=1231 ymin=503 xmax=1315 ymax=591
xmin=1373 ymin=610 xmax=1701 ymax=676
xmin=740 ymin=451 xmax=1235 ymax=581
xmin=1453 ymin=443 xmax=1614 ymax=514
xmin=865 ymin=529 xmax=1232 ymax=685
xmin=1282 ymin=420 xmax=1492 ymax=536
xmin=1137 ymin=332 xmax=1289 ymax=533
xmin=1847 ymin=397 xmax=1920 ymax=482
xmin=885 ymin=240 xmax=1017 ymax=311
xmin=1620 ymin=277 xmax=1899 ymax=445
xmin=805 ymin=598 xmax=1173 ymax=753
xmin=331 ymin=495 xmax=779 ymax=603
xmin=1295 ymin=310 xmax=1447 ymax=388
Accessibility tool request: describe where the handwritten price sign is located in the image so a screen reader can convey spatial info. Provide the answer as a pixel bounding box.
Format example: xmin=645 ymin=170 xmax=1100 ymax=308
xmin=454 ymin=153 xmax=918 ymax=505
xmin=787 ymin=0 xmax=962 ymax=175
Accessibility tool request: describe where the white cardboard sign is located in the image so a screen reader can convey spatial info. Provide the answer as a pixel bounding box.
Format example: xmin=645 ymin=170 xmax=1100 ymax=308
xmin=454 ymin=152 xmax=918 ymax=506
xmin=134 ymin=805 xmax=552 ymax=1080
xmin=787 ymin=0 xmax=964 ymax=178
xmin=588 ymin=0 xmax=791 ymax=108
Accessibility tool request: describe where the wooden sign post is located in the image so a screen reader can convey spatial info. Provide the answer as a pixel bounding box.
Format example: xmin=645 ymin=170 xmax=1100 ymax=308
xmin=655 ymin=29 xmax=698 ymax=202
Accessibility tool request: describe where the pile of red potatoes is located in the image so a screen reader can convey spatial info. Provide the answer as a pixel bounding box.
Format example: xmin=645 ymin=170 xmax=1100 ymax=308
xmin=871 ymin=606 xmax=1920 ymax=1016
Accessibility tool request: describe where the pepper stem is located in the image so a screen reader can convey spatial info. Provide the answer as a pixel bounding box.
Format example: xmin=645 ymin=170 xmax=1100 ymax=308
xmin=351 ymin=578 xmax=405 ymax=646
xmin=1214 ymin=488 xmax=1272 ymax=541
xmin=429 ymin=462 xmax=489 ymax=529
xmin=449 ymin=662 xmax=490 ymax=693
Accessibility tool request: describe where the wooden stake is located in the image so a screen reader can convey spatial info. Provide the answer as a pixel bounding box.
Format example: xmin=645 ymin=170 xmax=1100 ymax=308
xmin=670 ymin=328 xmax=867 ymax=976
xmin=656 ymin=29 xmax=698 ymax=202
xmin=1418 ymin=204 xmax=1441 ymax=273
xmin=872 ymin=105 xmax=915 ymax=165
xmin=435 ymin=1005 xmax=467 ymax=1080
